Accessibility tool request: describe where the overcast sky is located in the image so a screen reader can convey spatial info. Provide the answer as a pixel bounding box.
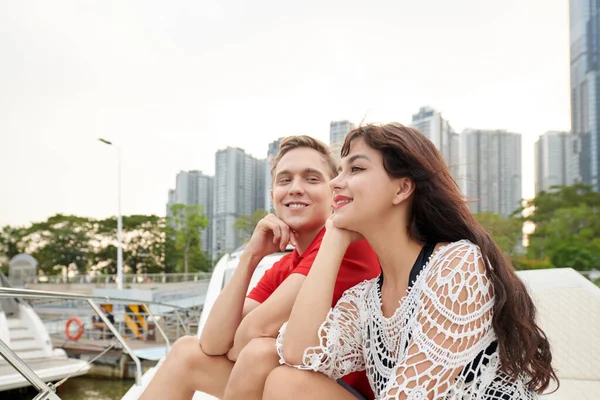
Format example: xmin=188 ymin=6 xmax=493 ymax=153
xmin=0 ymin=0 xmax=570 ymax=227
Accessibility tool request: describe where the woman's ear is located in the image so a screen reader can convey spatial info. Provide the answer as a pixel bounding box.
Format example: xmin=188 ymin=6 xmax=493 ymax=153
xmin=392 ymin=178 xmax=416 ymax=205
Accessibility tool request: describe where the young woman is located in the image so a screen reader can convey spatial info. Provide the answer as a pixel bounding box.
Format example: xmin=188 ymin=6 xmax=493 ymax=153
xmin=265 ymin=124 xmax=558 ymax=399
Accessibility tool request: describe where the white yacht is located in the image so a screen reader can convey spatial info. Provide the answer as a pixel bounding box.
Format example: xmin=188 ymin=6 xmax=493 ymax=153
xmin=122 ymin=250 xmax=600 ymax=400
xmin=0 ymin=275 xmax=91 ymax=392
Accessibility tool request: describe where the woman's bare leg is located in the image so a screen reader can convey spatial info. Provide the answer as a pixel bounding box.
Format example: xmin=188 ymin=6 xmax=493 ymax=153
xmin=140 ymin=335 xmax=234 ymax=400
xmin=223 ymin=338 xmax=280 ymax=400
xmin=263 ymin=365 xmax=357 ymax=400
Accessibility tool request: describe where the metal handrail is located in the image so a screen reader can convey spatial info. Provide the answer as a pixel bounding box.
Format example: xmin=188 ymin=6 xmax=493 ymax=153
xmin=86 ymin=298 xmax=143 ymax=383
xmin=0 ymin=339 xmax=61 ymax=399
xmin=28 ymin=272 xmax=212 ymax=285
xmin=0 ymin=286 xmax=194 ymax=398
xmin=0 ymin=286 xmax=189 ymax=309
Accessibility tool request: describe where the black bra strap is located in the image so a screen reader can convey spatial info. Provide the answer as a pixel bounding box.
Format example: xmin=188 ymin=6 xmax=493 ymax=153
xmin=408 ymin=242 xmax=436 ymax=289
xmin=378 ymin=242 xmax=437 ymax=290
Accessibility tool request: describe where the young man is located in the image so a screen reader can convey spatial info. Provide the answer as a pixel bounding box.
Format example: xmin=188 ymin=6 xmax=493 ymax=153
xmin=140 ymin=136 xmax=379 ymax=400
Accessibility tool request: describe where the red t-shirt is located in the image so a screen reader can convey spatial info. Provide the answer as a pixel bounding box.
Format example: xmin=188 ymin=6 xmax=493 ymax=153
xmin=247 ymin=227 xmax=379 ymax=399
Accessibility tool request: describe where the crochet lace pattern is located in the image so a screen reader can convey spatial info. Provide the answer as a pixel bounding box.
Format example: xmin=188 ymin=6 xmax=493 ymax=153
xmin=277 ymin=240 xmax=537 ymax=399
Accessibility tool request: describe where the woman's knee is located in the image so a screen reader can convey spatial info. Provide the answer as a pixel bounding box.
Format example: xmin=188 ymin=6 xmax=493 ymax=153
xmin=263 ymin=365 xmax=306 ymax=400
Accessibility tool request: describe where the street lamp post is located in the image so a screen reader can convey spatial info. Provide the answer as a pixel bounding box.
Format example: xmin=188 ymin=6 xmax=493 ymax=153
xmin=98 ymin=138 xmax=123 ymax=290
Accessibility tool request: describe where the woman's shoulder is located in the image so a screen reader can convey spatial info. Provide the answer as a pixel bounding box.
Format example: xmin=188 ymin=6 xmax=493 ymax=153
xmin=425 ymin=240 xmax=487 ymax=283
xmin=431 ymin=240 xmax=482 ymax=263
xmin=421 ymin=240 xmax=494 ymax=310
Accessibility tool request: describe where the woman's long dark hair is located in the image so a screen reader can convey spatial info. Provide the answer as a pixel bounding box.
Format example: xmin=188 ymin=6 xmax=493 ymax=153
xmin=341 ymin=123 xmax=558 ymax=393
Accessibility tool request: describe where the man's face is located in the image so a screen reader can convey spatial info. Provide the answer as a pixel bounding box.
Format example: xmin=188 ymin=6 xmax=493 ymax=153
xmin=271 ymin=147 xmax=333 ymax=233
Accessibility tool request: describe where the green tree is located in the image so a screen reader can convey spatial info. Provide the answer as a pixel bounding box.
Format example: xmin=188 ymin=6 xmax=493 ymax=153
xmin=163 ymin=224 xmax=178 ymax=273
xmin=519 ymin=183 xmax=600 ymax=223
xmin=168 ymin=204 xmax=210 ymax=274
xmin=548 ymin=242 xmax=597 ymax=271
xmin=234 ymin=209 xmax=268 ymax=241
xmin=24 ymin=215 xmax=94 ymax=275
xmin=474 ymin=212 xmax=522 ymax=256
xmin=538 ymin=205 xmax=600 ymax=270
xmin=0 ymin=225 xmax=27 ymax=274
xmin=0 ymin=225 xmax=26 ymax=260
xmin=521 ymin=184 xmax=600 ymax=260
xmin=94 ymin=215 xmax=166 ymax=274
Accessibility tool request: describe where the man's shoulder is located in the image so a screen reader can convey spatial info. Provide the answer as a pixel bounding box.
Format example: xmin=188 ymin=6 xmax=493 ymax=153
xmin=272 ymin=252 xmax=294 ymax=268
xmin=261 ymin=252 xmax=295 ymax=277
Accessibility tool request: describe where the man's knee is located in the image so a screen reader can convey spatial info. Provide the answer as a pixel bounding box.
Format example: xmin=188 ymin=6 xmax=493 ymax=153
xmin=168 ymin=335 xmax=211 ymax=372
xmin=237 ymin=337 xmax=278 ymax=367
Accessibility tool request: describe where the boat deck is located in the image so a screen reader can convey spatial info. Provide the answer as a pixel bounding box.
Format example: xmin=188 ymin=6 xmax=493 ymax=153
xmin=0 ymin=356 xmax=90 ymax=391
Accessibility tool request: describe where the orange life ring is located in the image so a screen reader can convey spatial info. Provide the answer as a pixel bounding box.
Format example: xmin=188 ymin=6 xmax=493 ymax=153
xmin=65 ymin=317 xmax=84 ymax=341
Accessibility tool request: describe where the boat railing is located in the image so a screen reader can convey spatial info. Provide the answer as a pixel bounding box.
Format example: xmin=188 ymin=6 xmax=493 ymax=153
xmin=0 ymin=286 xmax=192 ymax=399
xmin=28 ymin=297 xmax=201 ymax=343
xmin=18 ymin=272 xmax=212 ymax=285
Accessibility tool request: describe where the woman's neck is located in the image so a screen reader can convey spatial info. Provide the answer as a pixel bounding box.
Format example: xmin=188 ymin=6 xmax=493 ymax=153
xmin=363 ymin=218 xmax=423 ymax=287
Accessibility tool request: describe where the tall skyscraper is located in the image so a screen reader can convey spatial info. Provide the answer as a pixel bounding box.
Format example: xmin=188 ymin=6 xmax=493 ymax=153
xmin=166 ymin=189 xmax=176 ymax=218
xmin=330 ymin=120 xmax=355 ymax=149
xmin=463 ymin=129 xmax=522 ymax=217
xmin=265 ymin=137 xmax=284 ymax=212
xmin=166 ymin=170 xmax=214 ymax=257
xmin=212 ymin=147 xmax=267 ymax=257
xmin=411 ymin=107 xmax=462 ymax=188
xmin=570 ymin=0 xmax=599 ymax=190
xmin=254 ymin=157 xmax=267 ymax=216
xmin=535 ymin=131 xmax=573 ymax=194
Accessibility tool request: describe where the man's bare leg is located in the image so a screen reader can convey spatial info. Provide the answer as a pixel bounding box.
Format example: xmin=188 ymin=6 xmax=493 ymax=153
xmin=223 ymin=338 xmax=280 ymax=400
xmin=140 ymin=336 xmax=234 ymax=400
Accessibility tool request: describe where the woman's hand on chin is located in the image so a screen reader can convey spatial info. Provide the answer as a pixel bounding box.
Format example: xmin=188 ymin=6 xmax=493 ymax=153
xmin=324 ymin=215 xmax=363 ymax=248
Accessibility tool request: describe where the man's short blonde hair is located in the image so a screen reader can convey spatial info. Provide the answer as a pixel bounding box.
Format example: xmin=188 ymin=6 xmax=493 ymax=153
xmin=270 ymin=135 xmax=338 ymax=180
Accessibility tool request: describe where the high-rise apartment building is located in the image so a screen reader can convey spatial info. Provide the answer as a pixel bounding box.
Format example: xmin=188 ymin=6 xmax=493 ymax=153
xmin=411 ymin=107 xmax=461 ymax=188
xmin=265 ymin=137 xmax=284 ymax=212
xmin=212 ymin=147 xmax=267 ymax=257
xmin=535 ymin=131 xmax=573 ymax=194
xmin=329 ymin=120 xmax=355 ymax=149
xmin=166 ymin=189 xmax=176 ymax=218
xmin=463 ymin=129 xmax=522 ymax=217
xmin=570 ymin=0 xmax=600 ymax=190
xmin=166 ymin=170 xmax=214 ymax=257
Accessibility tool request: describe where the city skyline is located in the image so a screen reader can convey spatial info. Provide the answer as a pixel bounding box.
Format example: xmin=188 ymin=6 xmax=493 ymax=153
xmin=411 ymin=107 xmax=461 ymax=187
xmin=570 ymin=0 xmax=600 ymax=191
xmin=166 ymin=120 xmax=528 ymax=256
xmin=0 ymin=1 xmax=570 ymax=227
xmin=166 ymin=170 xmax=214 ymax=255
xmin=464 ymin=129 xmax=522 ymax=217
xmin=535 ymin=131 xmax=573 ymax=194
xmin=212 ymin=147 xmax=266 ymax=256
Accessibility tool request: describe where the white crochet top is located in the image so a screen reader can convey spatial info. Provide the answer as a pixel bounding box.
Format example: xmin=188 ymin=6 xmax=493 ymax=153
xmin=277 ymin=240 xmax=538 ymax=399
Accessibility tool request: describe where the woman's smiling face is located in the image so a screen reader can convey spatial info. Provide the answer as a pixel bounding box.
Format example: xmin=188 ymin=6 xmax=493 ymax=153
xmin=330 ymin=138 xmax=402 ymax=232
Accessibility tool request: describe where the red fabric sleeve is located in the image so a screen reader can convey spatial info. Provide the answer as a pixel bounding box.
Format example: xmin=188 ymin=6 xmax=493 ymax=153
xmin=246 ymin=259 xmax=286 ymax=303
xmin=288 ymin=247 xmax=319 ymax=277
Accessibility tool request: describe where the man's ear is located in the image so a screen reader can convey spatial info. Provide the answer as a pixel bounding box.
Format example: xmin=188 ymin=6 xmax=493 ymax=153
xmin=392 ymin=178 xmax=416 ymax=205
xmin=270 ymin=188 xmax=274 ymax=201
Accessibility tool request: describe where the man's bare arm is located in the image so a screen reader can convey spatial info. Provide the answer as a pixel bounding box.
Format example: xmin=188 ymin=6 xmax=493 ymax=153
xmin=226 ymin=273 xmax=306 ymax=361
xmin=199 ymin=252 xmax=263 ymax=356
xmin=199 ymin=214 xmax=293 ymax=356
